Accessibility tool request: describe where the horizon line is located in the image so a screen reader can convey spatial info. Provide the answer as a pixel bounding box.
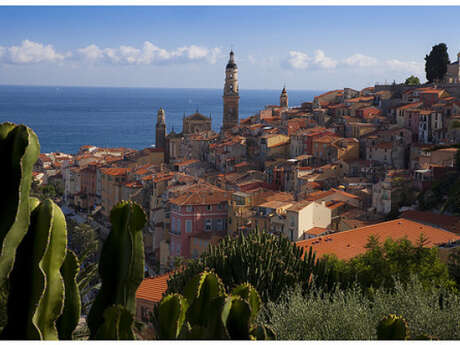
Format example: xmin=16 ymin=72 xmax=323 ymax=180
xmin=0 ymin=83 xmax=327 ymax=92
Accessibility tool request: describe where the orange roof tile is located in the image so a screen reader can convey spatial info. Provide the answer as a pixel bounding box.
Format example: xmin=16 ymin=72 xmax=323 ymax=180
xmin=304 ymin=227 xmax=327 ymax=235
xmin=296 ymin=219 xmax=460 ymax=261
xmin=170 ymin=183 xmax=231 ymax=206
xmin=400 ymin=210 xmax=460 ymax=234
xmin=136 ymin=273 xmax=171 ymax=303
xmin=101 ymin=167 xmax=130 ymax=176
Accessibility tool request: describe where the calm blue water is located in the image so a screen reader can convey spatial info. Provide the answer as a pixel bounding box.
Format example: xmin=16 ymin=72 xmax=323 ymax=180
xmin=0 ymin=85 xmax=320 ymax=154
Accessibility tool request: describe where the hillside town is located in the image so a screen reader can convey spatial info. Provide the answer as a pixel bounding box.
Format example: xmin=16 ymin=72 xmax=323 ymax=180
xmin=32 ymin=50 xmax=460 ymax=328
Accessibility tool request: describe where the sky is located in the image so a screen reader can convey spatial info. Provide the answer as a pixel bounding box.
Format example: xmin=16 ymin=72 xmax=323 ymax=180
xmin=1 ymin=6 xmax=460 ymax=90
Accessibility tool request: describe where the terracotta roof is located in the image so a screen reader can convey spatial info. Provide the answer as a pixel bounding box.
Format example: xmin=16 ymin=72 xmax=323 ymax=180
xmin=101 ymin=167 xmax=130 ymax=176
xmin=234 ymin=161 xmax=249 ymax=168
xmin=400 ymin=210 xmax=460 ymax=234
xmin=396 ymin=102 xmax=423 ymax=110
xmin=304 ymin=227 xmax=327 ymax=235
xmin=169 ymin=183 xmax=230 ymax=206
xmin=175 ymin=159 xmax=200 ymax=167
xmin=287 ymin=199 xmax=313 ymax=212
xmin=296 ymin=219 xmax=460 ymax=261
xmin=136 ymin=273 xmax=171 ymax=303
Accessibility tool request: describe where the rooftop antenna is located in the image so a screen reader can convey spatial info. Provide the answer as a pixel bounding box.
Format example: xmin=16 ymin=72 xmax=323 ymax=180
xmin=196 ymin=105 xmax=199 ymax=113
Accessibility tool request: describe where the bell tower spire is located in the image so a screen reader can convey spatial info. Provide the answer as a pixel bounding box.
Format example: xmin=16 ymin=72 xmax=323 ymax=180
xmin=280 ymin=85 xmax=288 ymax=108
xmin=155 ymin=107 xmax=166 ymax=149
xmin=222 ymin=50 xmax=240 ymax=131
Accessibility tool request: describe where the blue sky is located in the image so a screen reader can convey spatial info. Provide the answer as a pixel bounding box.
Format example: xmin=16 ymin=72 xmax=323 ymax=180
xmin=1 ymin=6 xmax=460 ymax=90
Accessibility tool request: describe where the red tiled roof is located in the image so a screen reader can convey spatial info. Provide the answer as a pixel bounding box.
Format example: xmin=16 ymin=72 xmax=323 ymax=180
xmin=304 ymin=227 xmax=327 ymax=235
xmin=397 ymin=102 xmax=423 ymax=110
xmin=296 ymin=219 xmax=460 ymax=261
xmin=169 ymin=183 xmax=231 ymax=206
xmin=136 ymin=273 xmax=171 ymax=303
xmin=101 ymin=167 xmax=130 ymax=176
xmin=400 ymin=210 xmax=460 ymax=234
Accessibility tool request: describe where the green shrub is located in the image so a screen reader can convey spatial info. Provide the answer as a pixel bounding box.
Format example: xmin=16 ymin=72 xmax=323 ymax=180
xmin=264 ymin=277 xmax=460 ymax=340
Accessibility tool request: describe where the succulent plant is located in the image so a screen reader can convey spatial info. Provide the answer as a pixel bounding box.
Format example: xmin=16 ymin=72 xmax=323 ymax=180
xmin=157 ymin=271 xmax=274 ymax=340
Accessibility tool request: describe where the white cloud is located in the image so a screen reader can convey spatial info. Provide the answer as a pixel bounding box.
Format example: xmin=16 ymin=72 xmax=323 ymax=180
xmin=384 ymin=59 xmax=424 ymax=75
xmin=0 ymin=40 xmax=67 ymax=64
xmin=0 ymin=40 xmax=221 ymax=66
xmin=286 ymin=50 xmax=310 ymax=70
xmin=313 ymin=49 xmax=337 ymax=69
xmin=344 ymin=53 xmax=378 ymax=67
xmin=285 ymin=50 xmax=336 ymax=70
xmin=76 ymin=41 xmax=221 ymax=65
xmin=77 ymin=44 xmax=104 ymax=61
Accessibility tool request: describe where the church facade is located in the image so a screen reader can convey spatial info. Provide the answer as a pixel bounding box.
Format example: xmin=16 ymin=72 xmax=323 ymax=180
xmin=182 ymin=112 xmax=212 ymax=135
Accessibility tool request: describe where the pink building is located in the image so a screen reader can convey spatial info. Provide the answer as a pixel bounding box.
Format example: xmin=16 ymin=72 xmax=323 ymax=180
xmin=169 ymin=184 xmax=231 ymax=259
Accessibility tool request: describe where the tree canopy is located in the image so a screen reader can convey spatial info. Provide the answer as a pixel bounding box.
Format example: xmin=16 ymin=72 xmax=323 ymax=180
xmin=404 ymin=75 xmax=420 ymax=85
xmin=322 ymin=235 xmax=455 ymax=291
xmin=425 ymin=43 xmax=450 ymax=83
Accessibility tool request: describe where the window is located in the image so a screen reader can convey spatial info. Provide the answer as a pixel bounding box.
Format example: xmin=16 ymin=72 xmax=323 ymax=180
xmin=186 ymin=205 xmax=192 ymax=213
xmin=207 ymin=205 xmax=212 ymax=211
xmin=216 ymin=219 xmax=223 ymax=231
xmin=176 ymin=219 xmax=181 ymax=234
xmin=218 ymin=203 xmax=223 ymax=210
xmin=141 ymin=306 xmax=149 ymax=323
xmin=186 ymin=220 xmax=192 ymax=233
xmin=205 ymin=219 xmax=212 ymax=231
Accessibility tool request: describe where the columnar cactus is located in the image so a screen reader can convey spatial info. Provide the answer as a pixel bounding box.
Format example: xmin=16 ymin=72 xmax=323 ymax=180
xmin=87 ymin=201 xmax=146 ymax=339
xmin=167 ymin=230 xmax=334 ymax=302
xmin=376 ymin=314 xmax=409 ymax=340
xmin=0 ymin=122 xmax=39 ymax=286
xmin=157 ymin=271 xmax=275 ymax=340
xmin=0 ymin=123 xmax=148 ymax=340
xmin=56 ymin=249 xmax=81 ymax=340
xmin=0 ymin=199 xmax=69 ymax=340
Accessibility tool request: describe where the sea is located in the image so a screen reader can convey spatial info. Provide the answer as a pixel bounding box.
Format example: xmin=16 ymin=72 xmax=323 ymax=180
xmin=0 ymin=85 xmax=321 ymax=154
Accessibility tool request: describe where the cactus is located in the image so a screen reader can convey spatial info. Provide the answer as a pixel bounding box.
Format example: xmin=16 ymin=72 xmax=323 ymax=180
xmin=167 ymin=229 xmax=334 ymax=302
xmin=0 ymin=123 xmax=150 ymax=340
xmin=157 ymin=271 xmax=274 ymax=340
xmin=376 ymin=314 xmax=409 ymax=340
xmin=56 ymin=249 xmax=81 ymax=340
xmin=0 ymin=123 xmax=40 ymax=286
xmin=156 ymin=294 xmax=188 ymax=339
xmin=0 ymin=199 xmax=68 ymax=340
xmin=93 ymin=305 xmax=135 ymax=340
xmin=87 ymin=201 xmax=146 ymax=339
xmin=376 ymin=314 xmax=438 ymax=340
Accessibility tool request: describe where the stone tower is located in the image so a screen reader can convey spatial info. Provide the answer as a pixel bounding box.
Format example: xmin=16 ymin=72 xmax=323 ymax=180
xmin=280 ymin=86 xmax=288 ymax=108
xmin=223 ymin=50 xmax=240 ymax=130
xmin=155 ymin=107 xmax=166 ymax=149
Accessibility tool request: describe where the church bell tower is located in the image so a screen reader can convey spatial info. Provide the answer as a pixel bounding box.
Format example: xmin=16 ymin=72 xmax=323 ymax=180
xmin=222 ymin=50 xmax=240 ymax=130
xmin=155 ymin=107 xmax=166 ymax=149
xmin=280 ymin=86 xmax=288 ymax=108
